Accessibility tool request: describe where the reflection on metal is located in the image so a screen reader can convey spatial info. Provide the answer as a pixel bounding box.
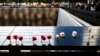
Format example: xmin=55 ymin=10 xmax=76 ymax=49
xmin=0 ymin=50 xmax=9 ymax=52
xmin=20 ymin=50 xmax=83 ymax=52
xmin=30 ymin=50 xmax=83 ymax=52
xmin=21 ymin=50 xmax=31 ymax=52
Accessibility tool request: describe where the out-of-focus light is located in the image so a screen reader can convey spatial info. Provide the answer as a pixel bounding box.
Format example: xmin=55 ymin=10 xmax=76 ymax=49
xmin=97 ymin=50 xmax=100 ymax=53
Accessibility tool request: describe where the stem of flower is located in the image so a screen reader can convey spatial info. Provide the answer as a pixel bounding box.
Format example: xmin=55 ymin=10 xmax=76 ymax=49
xmin=10 ymin=39 xmax=11 ymax=46
xmin=21 ymin=40 xmax=23 ymax=46
xmin=16 ymin=40 xmax=17 ymax=46
xmin=33 ymin=41 xmax=34 ymax=46
xmin=49 ymin=39 xmax=50 ymax=45
xmin=41 ymin=40 xmax=43 ymax=46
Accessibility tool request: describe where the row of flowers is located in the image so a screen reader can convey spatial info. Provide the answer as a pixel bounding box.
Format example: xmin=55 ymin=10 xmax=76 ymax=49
xmin=6 ymin=35 xmax=52 ymax=46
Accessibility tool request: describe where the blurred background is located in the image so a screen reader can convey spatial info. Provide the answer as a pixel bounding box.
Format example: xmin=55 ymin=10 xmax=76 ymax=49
xmin=0 ymin=0 xmax=100 ymax=26
xmin=0 ymin=8 xmax=58 ymax=26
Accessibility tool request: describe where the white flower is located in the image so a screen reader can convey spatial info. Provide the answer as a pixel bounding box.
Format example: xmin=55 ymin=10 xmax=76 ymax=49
xmin=59 ymin=32 xmax=65 ymax=37
xmin=56 ymin=34 xmax=60 ymax=38
xmin=72 ymin=31 xmax=77 ymax=37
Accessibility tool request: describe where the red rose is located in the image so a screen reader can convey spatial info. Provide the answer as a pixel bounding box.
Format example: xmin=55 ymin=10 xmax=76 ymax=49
xmin=32 ymin=37 xmax=37 ymax=41
xmin=13 ymin=35 xmax=18 ymax=40
xmin=7 ymin=35 xmax=11 ymax=40
xmin=41 ymin=35 xmax=46 ymax=40
xmin=47 ymin=35 xmax=52 ymax=39
xmin=19 ymin=36 xmax=23 ymax=41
